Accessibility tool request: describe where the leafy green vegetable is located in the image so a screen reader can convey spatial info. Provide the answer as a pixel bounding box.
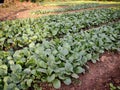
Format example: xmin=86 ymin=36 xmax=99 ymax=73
xmin=63 ymin=78 xmax=71 ymax=85
xmin=52 ymin=79 xmax=61 ymax=89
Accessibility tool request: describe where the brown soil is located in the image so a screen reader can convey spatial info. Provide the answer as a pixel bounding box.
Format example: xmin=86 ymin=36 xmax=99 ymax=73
xmin=40 ymin=52 xmax=120 ymax=90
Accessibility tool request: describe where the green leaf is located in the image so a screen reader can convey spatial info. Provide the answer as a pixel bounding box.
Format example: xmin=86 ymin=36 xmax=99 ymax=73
xmin=26 ymin=59 xmax=36 ymax=66
xmin=91 ymin=59 xmax=97 ymax=63
xmin=38 ymin=61 xmax=47 ymax=68
xmin=60 ymin=48 xmax=69 ymax=56
xmin=27 ymin=79 xmax=32 ymax=87
xmin=47 ymin=67 xmax=53 ymax=75
xmin=48 ymin=55 xmax=55 ymax=61
xmin=51 ymin=30 xmax=58 ymax=36
xmin=29 ymin=42 xmax=35 ymax=48
xmin=47 ymin=74 xmax=55 ymax=82
xmin=3 ymin=76 xmax=10 ymax=83
xmin=4 ymin=83 xmax=16 ymax=90
xmin=65 ymin=62 xmax=73 ymax=72
xmin=63 ymin=78 xmax=71 ymax=85
xmin=86 ymin=54 xmax=92 ymax=60
xmin=52 ymin=49 xmax=58 ymax=55
xmin=52 ymin=79 xmax=61 ymax=89
xmin=31 ymin=70 xmax=36 ymax=75
xmin=71 ymin=73 xmax=79 ymax=79
xmin=35 ymin=46 xmax=44 ymax=54
xmin=24 ymin=68 xmax=31 ymax=74
xmin=63 ymin=42 xmax=71 ymax=50
xmin=0 ymin=65 xmax=8 ymax=75
xmin=99 ymin=39 xmax=103 ymax=46
xmin=8 ymin=60 xmax=14 ymax=65
xmin=14 ymin=87 xmax=20 ymax=90
xmin=0 ymin=59 xmax=2 ymax=65
xmin=10 ymin=64 xmax=22 ymax=73
xmin=75 ymin=67 xmax=85 ymax=74
xmin=37 ymin=68 xmax=46 ymax=73
xmin=110 ymin=83 xmax=116 ymax=90
xmin=117 ymin=86 xmax=120 ymax=89
xmin=10 ymin=73 xmax=21 ymax=83
xmin=33 ymin=84 xmax=42 ymax=90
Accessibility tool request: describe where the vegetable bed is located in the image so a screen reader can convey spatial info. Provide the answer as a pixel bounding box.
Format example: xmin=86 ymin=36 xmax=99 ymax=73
xmin=0 ymin=7 xmax=120 ymax=90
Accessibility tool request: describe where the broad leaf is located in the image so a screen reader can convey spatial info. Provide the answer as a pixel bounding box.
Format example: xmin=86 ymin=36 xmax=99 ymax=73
xmin=52 ymin=79 xmax=61 ymax=89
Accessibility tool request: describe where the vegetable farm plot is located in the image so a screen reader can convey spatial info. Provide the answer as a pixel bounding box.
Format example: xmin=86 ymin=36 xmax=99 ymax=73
xmin=0 ymin=2 xmax=120 ymax=90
